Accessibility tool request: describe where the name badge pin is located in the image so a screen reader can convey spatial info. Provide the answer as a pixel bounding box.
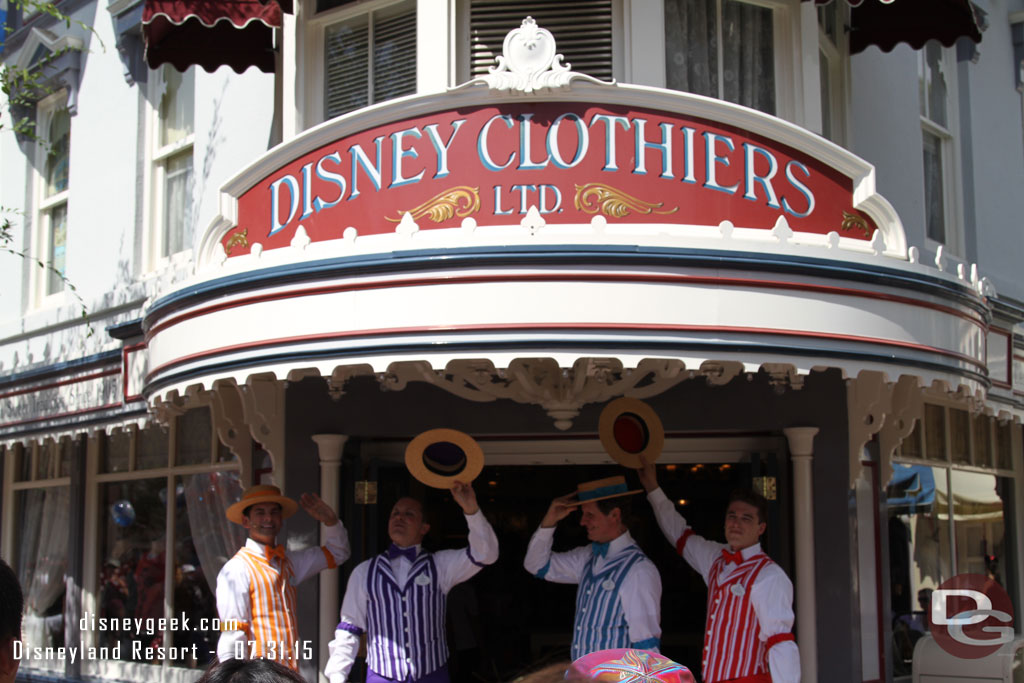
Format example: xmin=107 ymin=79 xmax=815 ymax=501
xmin=414 ymin=574 xmax=431 ymax=586
xmin=730 ymin=583 xmax=746 ymax=597
xmin=602 ymin=579 xmax=616 ymax=591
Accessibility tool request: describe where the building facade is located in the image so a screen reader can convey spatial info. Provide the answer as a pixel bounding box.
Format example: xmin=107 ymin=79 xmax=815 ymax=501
xmin=2 ymin=1 xmax=1023 ymax=682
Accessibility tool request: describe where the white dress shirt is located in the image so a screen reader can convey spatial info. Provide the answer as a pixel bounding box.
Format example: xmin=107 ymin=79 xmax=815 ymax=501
xmin=216 ymin=521 xmax=350 ymax=662
xmin=647 ymin=487 xmax=799 ymax=683
xmin=523 ymin=526 xmax=662 ymax=649
xmin=325 ymin=511 xmax=499 ymax=683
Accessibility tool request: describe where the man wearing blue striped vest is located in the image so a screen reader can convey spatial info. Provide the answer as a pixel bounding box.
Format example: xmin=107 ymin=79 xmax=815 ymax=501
xmin=325 ymin=481 xmax=498 ymax=683
xmin=524 ymin=476 xmax=662 ymax=659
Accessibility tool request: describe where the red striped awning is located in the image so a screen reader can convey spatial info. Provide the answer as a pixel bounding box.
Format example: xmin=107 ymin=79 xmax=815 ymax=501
xmin=807 ymin=0 xmax=983 ymax=54
xmin=142 ymin=0 xmax=291 ymax=73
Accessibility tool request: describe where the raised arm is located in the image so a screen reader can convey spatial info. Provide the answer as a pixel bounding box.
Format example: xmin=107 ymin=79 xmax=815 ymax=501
xmin=290 ymin=493 xmax=351 ymax=583
xmin=436 ymin=481 xmax=499 ymax=591
xmin=523 ymin=493 xmax=590 ymax=583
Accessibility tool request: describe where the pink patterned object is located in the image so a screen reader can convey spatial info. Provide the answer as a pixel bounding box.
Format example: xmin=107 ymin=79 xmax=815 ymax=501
xmin=569 ymin=649 xmax=695 ymax=683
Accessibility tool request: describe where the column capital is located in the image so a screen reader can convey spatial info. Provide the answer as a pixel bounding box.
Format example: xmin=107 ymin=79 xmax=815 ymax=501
xmin=312 ymin=434 xmax=348 ymax=464
xmin=783 ymin=426 xmax=819 ymax=457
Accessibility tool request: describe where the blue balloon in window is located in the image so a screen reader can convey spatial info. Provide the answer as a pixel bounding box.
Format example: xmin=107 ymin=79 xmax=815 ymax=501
xmin=111 ymin=499 xmax=136 ymax=527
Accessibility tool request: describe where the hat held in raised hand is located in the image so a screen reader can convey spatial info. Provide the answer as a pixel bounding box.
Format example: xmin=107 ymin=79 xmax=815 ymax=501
xmin=599 ymin=397 xmax=665 ymax=469
xmin=405 ymin=428 xmax=485 ymax=489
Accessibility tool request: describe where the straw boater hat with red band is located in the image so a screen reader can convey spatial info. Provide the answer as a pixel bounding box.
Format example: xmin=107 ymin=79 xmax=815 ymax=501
xmin=598 ymin=397 xmax=665 ymax=469
xmin=226 ymin=484 xmax=299 ymax=525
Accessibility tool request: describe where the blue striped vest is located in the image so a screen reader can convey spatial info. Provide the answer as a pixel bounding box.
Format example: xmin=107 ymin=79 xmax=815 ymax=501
xmin=571 ymin=545 xmax=646 ymax=659
xmin=365 ymin=553 xmax=448 ymax=681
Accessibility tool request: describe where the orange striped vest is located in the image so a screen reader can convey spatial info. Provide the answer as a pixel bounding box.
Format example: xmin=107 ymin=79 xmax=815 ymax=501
xmin=236 ymin=546 xmax=300 ymax=670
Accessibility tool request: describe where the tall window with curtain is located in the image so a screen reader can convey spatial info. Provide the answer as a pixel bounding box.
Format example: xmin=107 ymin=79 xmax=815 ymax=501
xmin=919 ymin=41 xmax=957 ymax=249
xmin=664 ymin=0 xmax=775 ymax=115
xmin=38 ymin=102 xmax=70 ymax=298
xmin=9 ymin=439 xmax=72 ymax=673
xmin=154 ymin=66 xmax=195 ymax=260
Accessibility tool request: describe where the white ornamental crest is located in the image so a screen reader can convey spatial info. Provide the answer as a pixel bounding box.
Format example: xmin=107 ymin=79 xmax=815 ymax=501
xmin=481 ymin=17 xmax=613 ymax=93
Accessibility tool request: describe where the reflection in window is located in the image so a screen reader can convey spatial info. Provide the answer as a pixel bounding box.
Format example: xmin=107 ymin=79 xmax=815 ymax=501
xmin=664 ymin=0 xmax=775 ymax=115
xmin=324 ymin=0 xmax=416 ymax=120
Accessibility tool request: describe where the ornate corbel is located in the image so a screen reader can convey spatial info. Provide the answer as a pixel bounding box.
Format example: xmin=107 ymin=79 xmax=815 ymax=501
xmin=875 ymin=375 xmax=924 ymax=490
xmin=240 ymin=374 xmax=286 ymax=477
xmin=208 ymin=380 xmax=254 ymax=484
xmin=846 ymin=370 xmax=890 ymax=489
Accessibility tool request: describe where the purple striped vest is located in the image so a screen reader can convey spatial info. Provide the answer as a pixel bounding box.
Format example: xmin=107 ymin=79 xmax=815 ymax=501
xmin=365 ymin=552 xmax=448 ymax=682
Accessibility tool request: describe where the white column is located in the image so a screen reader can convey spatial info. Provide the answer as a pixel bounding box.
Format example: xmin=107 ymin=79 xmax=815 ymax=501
xmin=783 ymin=426 xmax=818 ymax=683
xmin=312 ymin=434 xmax=348 ymax=683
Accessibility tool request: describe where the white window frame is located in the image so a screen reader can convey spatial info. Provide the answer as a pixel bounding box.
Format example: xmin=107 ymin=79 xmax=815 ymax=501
xmin=31 ymin=91 xmax=71 ymax=308
xmin=919 ymin=42 xmax=965 ymax=257
xmin=814 ymin=0 xmax=848 ymax=144
xmin=630 ymin=0 xmax=806 ymax=125
xmin=302 ymin=0 xmax=423 ymax=130
xmin=0 ymin=439 xmax=72 ymax=675
xmin=143 ymin=65 xmax=196 ymax=272
xmin=78 ymin=416 xmax=242 ymax=683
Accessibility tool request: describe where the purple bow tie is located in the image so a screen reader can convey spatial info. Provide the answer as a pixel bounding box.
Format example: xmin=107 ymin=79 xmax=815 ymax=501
xmin=387 ymin=544 xmax=417 ymax=562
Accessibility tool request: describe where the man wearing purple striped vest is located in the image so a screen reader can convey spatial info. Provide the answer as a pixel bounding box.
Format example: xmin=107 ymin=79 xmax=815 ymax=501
xmin=325 ymin=481 xmax=498 ymax=683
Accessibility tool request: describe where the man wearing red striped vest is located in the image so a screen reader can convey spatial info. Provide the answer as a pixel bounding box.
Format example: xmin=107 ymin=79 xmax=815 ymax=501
xmin=639 ymin=464 xmax=799 ymax=683
xmin=217 ymin=485 xmax=350 ymax=671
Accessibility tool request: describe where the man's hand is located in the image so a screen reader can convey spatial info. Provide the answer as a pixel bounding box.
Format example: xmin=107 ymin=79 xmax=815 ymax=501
xmin=451 ymin=480 xmax=480 ymax=515
xmin=541 ymin=493 xmax=579 ymax=528
xmin=638 ymin=462 xmax=659 ymax=493
xmin=300 ymin=492 xmax=339 ymax=526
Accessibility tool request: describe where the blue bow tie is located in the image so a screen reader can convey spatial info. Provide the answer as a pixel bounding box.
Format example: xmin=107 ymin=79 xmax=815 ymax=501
xmin=592 ymin=542 xmax=610 ymax=558
xmin=387 ymin=543 xmax=418 ymax=562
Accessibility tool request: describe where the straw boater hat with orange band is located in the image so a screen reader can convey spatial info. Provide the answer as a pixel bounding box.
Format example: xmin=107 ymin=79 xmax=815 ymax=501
xmin=226 ymin=485 xmax=299 ymax=525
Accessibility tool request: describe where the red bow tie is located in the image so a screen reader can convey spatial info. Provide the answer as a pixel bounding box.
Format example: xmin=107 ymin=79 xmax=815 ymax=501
xmin=266 ymin=545 xmax=286 ymax=563
xmin=721 ymin=548 xmax=744 ymax=565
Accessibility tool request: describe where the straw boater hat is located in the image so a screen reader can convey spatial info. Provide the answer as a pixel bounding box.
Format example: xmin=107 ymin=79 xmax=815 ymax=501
xmin=226 ymin=485 xmax=299 ymax=525
xmin=598 ymin=397 xmax=665 ymax=469
xmin=405 ymin=428 xmax=485 ymax=489
xmin=572 ymin=475 xmax=643 ymax=506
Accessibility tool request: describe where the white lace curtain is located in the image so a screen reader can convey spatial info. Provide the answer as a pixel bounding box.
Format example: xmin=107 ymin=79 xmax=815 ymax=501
xmin=184 ymin=472 xmax=247 ymax=593
xmin=664 ymin=0 xmax=775 ymax=115
xmin=17 ymin=486 xmax=70 ymax=650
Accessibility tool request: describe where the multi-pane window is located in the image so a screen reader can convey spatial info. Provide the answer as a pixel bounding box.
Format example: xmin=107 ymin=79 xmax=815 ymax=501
xmin=90 ymin=412 xmax=243 ymax=674
xmin=154 ymin=66 xmax=195 ymax=260
xmin=664 ymin=0 xmax=775 ymax=115
xmin=39 ymin=105 xmax=70 ymax=298
xmin=888 ymin=404 xmax=1017 ymax=681
xmin=5 ymin=439 xmax=73 ymax=673
xmin=323 ymin=0 xmax=417 ymax=120
xmin=919 ymin=41 xmax=956 ymax=247
xmin=817 ymin=0 xmax=846 ymax=143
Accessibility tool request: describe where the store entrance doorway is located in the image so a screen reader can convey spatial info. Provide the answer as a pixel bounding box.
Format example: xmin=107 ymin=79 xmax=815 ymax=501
xmin=359 ymin=435 xmax=790 ymax=682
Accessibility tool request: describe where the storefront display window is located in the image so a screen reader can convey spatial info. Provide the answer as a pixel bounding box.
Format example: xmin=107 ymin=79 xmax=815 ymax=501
xmin=888 ymin=402 xmax=1017 ymax=681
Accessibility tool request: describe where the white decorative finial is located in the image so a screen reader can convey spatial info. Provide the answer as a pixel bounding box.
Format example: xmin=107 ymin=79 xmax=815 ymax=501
xmin=481 ymin=17 xmax=613 ymax=93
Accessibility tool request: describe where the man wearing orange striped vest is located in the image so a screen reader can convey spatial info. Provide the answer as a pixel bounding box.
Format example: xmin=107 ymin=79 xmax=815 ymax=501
xmin=639 ymin=464 xmax=799 ymax=683
xmin=216 ymin=485 xmax=350 ymax=671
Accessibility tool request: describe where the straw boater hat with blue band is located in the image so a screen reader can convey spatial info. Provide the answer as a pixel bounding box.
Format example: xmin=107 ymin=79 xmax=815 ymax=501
xmin=572 ymin=475 xmax=643 ymax=505
xmin=598 ymin=397 xmax=665 ymax=469
xmin=405 ymin=428 xmax=485 ymax=489
xmin=226 ymin=485 xmax=299 ymax=525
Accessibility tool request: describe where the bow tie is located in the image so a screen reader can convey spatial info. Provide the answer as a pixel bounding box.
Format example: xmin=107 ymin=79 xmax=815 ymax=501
xmin=266 ymin=545 xmax=286 ymax=563
xmin=721 ymin=548 xmax=744 ymax=565
xmin=387 ymin=544 xmax=418 ymax=562
xmin=592 ymin=542 xmax=610 ymax=558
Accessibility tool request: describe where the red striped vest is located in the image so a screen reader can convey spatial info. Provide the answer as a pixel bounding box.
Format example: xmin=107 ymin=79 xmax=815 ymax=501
xmin=702 ymin=553 xmax=773 ymax=683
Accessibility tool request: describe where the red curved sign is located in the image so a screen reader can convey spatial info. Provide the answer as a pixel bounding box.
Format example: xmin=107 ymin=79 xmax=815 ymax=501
xmin=226 ymin=103 xmax=875 ymax=256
